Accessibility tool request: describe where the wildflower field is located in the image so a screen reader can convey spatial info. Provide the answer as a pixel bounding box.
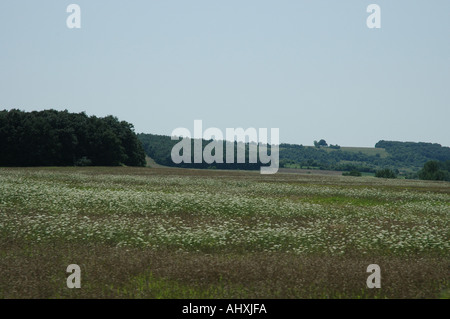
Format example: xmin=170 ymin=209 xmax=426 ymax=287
xmin=0 ymin=167 xmax=448 ymax=298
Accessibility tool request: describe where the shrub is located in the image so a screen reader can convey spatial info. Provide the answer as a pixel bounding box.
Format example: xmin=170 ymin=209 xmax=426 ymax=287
xmin=75 ymin=156 xmax=92 ymax=166
xmin=375 ymin=168 xmax=397 ymax=179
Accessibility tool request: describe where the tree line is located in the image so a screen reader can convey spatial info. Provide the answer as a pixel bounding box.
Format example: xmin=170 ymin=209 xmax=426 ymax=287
xmin=280 ymin=140 xmax=450 ymax=174
xmin=2 ymin=111 xmax=447 ymax=179
xmin=137 ymin=133 xmax=270 ymax=170
xmin=375 ymin=140 xmax=450 ymax=165
xmin=138 ymin=134 xmax=450 ymax=178
xmin=0 ymin=109 xmax=146 ymax=167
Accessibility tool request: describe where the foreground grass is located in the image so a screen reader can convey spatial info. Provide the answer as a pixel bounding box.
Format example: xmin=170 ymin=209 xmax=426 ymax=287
xmin=0 ymin=167 xmax=448 ymax=298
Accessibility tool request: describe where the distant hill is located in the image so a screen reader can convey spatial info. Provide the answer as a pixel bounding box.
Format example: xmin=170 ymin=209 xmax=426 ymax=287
xmin=137 ymin=133 xmax=264 ymax=171
xmin=137 ymin=133 xmax=450 ymax=175
xmin=375 ymin=140 xmax=450 ymax=163
xmin=323 ymin=146 xmax=389 ymax=158
xmin=3 ymin=109 xmax=447 ymax=174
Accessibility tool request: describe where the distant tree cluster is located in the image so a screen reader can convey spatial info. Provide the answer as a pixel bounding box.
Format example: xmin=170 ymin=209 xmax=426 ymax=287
xmin=314 ymin=139 xmax=328 ymax=148
xmin=417 ymin=160 xmax=450 ymax=181
xmin=375 ymin=140 xmax=450 ymax=166
xmin=0 ymin=109 xmax=146 ymax=167
xmin=137 ymin=133 xmax=272 ymax=170
xmin=375 ymin=168 xmax=397 ymax=179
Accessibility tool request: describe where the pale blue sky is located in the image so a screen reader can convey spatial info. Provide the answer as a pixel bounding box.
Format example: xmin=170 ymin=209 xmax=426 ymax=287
xmin=1 ymin=1 xmax=449 ymax=147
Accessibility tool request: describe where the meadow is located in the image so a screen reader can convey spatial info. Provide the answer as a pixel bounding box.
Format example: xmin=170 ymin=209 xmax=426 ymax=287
xmin=0 ymin=167 xmax=448 ymax=298
xmin=322 ymin=146 xmax=389 ymax=158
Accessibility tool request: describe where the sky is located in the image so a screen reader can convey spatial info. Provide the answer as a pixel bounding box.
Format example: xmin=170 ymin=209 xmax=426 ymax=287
xmin=0 ymin=0 xmax=449 ymax=147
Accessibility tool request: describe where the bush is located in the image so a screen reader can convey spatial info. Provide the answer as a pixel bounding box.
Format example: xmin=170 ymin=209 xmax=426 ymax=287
xmin=75 ymin=156 xmax=92 ymax=166
xmin=375 ymin=168 xmax=397 ymax=179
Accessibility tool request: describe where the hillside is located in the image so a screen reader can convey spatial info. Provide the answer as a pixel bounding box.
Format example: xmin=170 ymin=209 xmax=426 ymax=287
xmin=137 ymin=133 xmax=450 ymax=176
xmin=323 ymin=146 xmax=389 ymax=158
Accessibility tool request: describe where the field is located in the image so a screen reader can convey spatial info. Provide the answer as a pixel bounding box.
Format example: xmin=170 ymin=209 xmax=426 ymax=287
xmin=0 ymin=167 xmax=449 ymax=299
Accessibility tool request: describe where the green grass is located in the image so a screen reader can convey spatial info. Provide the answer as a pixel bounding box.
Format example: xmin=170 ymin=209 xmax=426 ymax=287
xmin=322 ymin=146 xmax=389 ymax=158
xmin=112 ymin=271 xmax=247 ymax=299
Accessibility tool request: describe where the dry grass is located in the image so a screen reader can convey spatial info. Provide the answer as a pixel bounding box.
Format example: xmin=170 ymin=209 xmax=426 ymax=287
xmin=0 ymin=241 xmax=447 ymax=299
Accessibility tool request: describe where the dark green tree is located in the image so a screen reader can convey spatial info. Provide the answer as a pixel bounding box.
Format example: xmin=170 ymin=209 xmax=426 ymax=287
xmin=418 ymin=161 xmax=450 ymax=181
xmin=318 ymin=139 xmax=328 ymax=147
xmin=0 ymin=109 xmax=145 ymax=167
